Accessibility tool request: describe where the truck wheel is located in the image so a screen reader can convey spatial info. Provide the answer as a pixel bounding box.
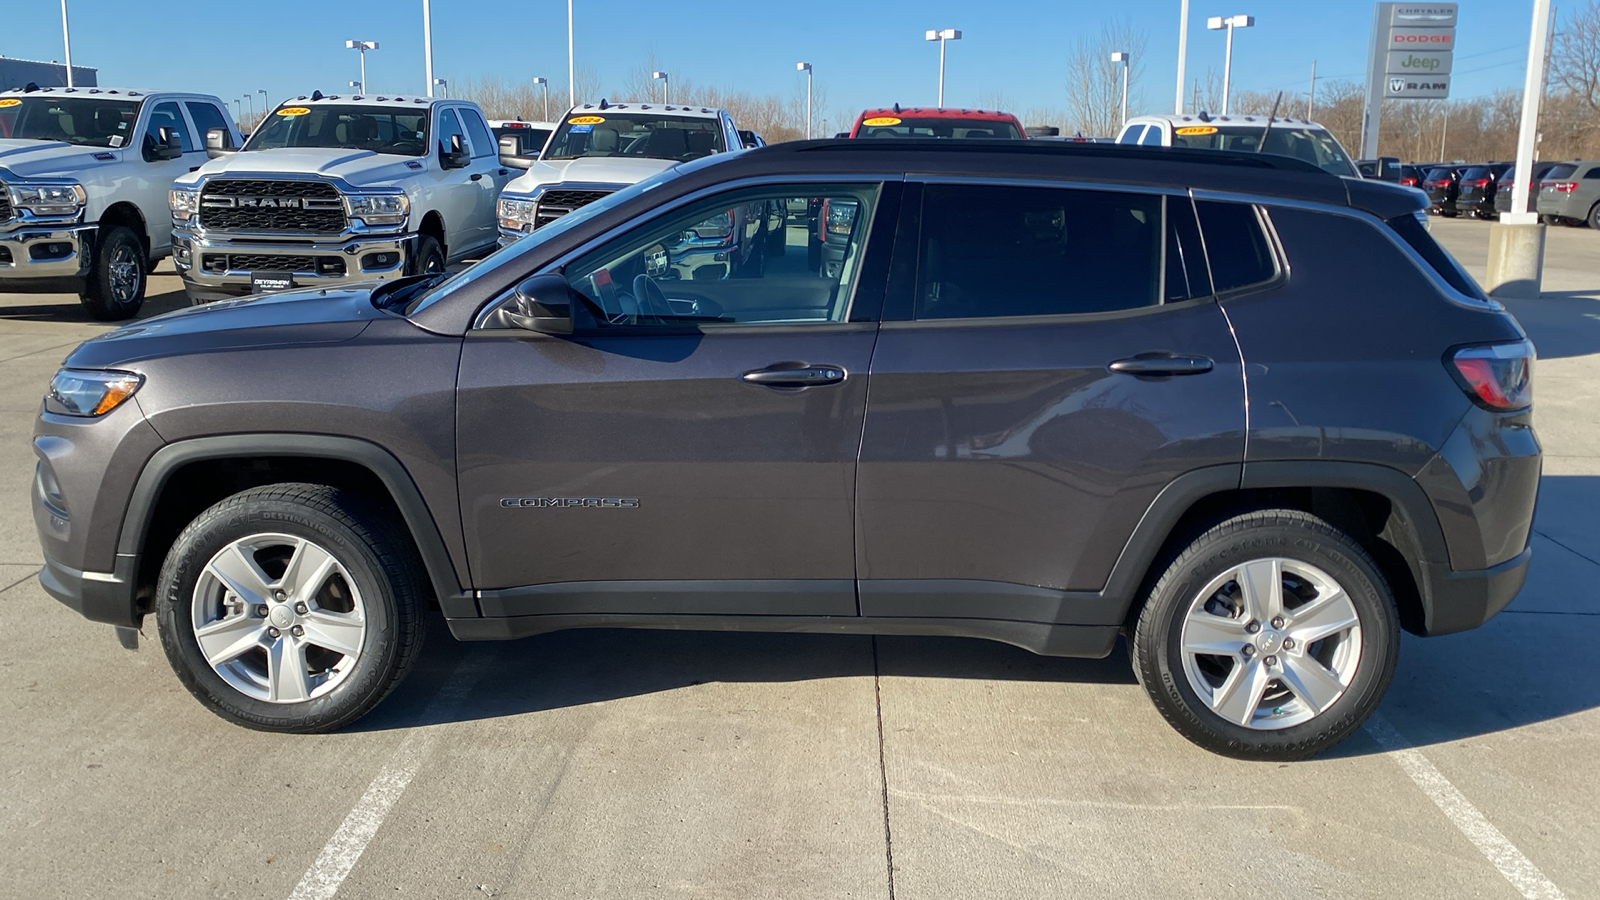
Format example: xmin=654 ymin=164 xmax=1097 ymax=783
xmin=80 ymin=226 xmax=146 ymax=321
xmin=413 ymin=235 xmax=445 ymax=275
xmin=155 ymin=483 xmax=426 ymax=733
xmin=1131 ymin=509 xmax=1399 ymax=761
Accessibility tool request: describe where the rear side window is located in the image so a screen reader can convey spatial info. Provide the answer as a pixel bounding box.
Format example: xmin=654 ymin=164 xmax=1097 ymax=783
xmin=185 ymin=102 xmax=231 ymax=147
xmin=1194 ymin=200 xmax=1277 ymax=293
xmin=1118 ymin=125 xmax=1145 ymax=144
xmin=916 ymin=184 xmax=1163 ymax=319
xmin=1544 ymin=164 xmax=1576 ymax=180
xmin=1140 ymin=126 xmax=1163 ymax=146
xmin=1386 ymin=213 xmax=1487 ymax=300
xmin=1585 ymin=167 xmax=1600 ymax=179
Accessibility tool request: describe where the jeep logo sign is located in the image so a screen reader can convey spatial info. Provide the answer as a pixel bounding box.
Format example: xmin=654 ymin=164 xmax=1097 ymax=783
xmin=1387 ymin=50 xmax=1453 ymax=76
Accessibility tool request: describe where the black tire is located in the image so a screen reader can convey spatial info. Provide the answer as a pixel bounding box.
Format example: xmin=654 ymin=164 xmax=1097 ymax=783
xmin=80 ymin=225 xmax=146 ymax=321
xmin=1132 ymin=510 xmax=1399 ymax=761
xmin=412 ymin=234 xmax=446 ymax=275
xmin=155 ymin=483 xmax=426 ymax=733
xmin=1587 ymin=203 xmax=1600 ymax=230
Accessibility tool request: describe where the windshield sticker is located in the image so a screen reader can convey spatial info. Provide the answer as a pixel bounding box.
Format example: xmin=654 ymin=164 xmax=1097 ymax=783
xmin=277 ymin=107 xmax=311 ymax=117
xmin=0 ymin=98 xmax=21 ymax=108
xmin=862 ymin=116 xmax=901 ymax=126
xmin=570 ymin=124 xmax=593 ymax=133
xmin=1175 ymin=125 xmax=1218 ymax=135
xmin=568 ymin=115 xmax=605 ymax=125
xmin=108 ymin=135 xmax=124 ymax=148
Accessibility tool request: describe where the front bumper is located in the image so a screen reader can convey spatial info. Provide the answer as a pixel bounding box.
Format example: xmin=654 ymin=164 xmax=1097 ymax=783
xmin=173 ymin=225 xmax=413 ymax=302
xmin=0 ymin=223 xmax=95 ymax=292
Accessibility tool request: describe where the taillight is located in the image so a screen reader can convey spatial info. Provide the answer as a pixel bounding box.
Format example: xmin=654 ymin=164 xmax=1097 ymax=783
xmin=1466 ymin=178 xmax=1489 ymax=187
xmin=1401 ymin=177 xmax=1417 ymax=186
xmin=1552 ymin=181 xmax=1578 ymax=193
xmin=1449 ymin=341 xmax=1534 ymax=412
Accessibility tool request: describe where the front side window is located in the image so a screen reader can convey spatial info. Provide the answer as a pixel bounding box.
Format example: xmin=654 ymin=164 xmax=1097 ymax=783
xmin=1117 ymin=125 xmax=1145 ymax=144
xmin=145 ymin=101 xmax=195 ymax=152
xmin=543 ymin=113 xmax=727 ymax=162
xmin=915 ymin=184 xmax=1165 ymax=320
xmin=435 ymin=109 xmax=465 ymax=156
xmin=1194 ymin=200 xmax=1278 ymax=293
xmin=186 ymin=102 xmax=232 ymax=147
xmin=461 ymin=108 xmax=495 ymax=158
xmin=0 ymin=96 xmax=139 ymax=148
xmin=561 ymin=184 xmax=880 ymax=328
xmin=244 ymin=105 xmax=429 ymax=157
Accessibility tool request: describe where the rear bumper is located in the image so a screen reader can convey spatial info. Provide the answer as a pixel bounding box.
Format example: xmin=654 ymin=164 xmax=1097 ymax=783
xmin=173 ymin=226 xmax=413 ymax=301
xmin=1422 ymin=546 xmax=1530 ymax=635
xmin=0 ymin=223 xmax=95 ymax=292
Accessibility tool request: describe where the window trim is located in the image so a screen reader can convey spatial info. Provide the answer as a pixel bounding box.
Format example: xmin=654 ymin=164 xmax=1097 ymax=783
xmin=470 ymin=174 xmax=904 ymax=332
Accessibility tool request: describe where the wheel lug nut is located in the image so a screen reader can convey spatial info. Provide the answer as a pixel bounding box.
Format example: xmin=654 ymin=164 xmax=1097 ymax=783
xmin=294 ymin=602 xmax=308 ymax=615
xmin=273 ymin=590 xmax=287 ymax=602
xmin=291 ymin=625 xmax=304 ymax=638
xmin=257 ymin=605 xmax=269 ymax=617
xmin=1271 ymin=616 xmax=1285 ymax=629
xmin=1241 ymin=646 xmax=1255 ymax=658
xmin=1246 ymin=621 xmax=1262 ymax=634
xmin=267 ymin=627 xmax=280 ymax=639
xmin=1264 ymin=655 xmax=1278 ymax=667
xmin=1283 ymin=637 xmax=1295 ymax=650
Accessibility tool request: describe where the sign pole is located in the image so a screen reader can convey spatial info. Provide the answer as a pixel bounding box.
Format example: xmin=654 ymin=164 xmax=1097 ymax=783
xmin=1486 ymin=0 xmax=1555 ymax=299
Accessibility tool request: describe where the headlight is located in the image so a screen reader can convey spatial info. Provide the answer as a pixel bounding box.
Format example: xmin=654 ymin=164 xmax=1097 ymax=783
xmin=498 ymin=196 xmax=537 ymax=233
xmin=344 ymin=193 xmax=410 ymax=227
xmin=169 ymin=188 xmax=199 ymax=222
xmin=45 ymin=369 xmax=143 ymax=417
xmin=9 ymin=182 xmax=86 ymax=216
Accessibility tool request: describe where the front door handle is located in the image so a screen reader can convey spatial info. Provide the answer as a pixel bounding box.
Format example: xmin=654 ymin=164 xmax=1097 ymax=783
xmin=742 ymin=364 xmax=847 ymax=388
xmin=470 ymin=173 xmax=484 ymax=181
xmin=1108 ymin=353 xmax=1214 ymax=376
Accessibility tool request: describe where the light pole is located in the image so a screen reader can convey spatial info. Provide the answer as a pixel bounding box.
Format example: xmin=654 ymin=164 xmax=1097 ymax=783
xmin=1206 ymin=14 xmax=1253 ymax=115
xmin=797 ymin=62 xmax=813 ymax=139
xmin=433 ymin=78 xmax=448 ymax=99
xmin=345 ymin=40 xmax=379 ymax=93
xmin=924 ymin=28 xmax=962 ymax=107
xmin=1111 ymin=52 xmax=1130 ymax=132
xmin=259 ymin=89 xmax=269 ymax=112
xmin=423 ymin=0 xmax=435 ymax=97
xmin=233 ymin=99 xmax=241 ymax=118
xmin=531 ymin=77 xmax=550 ymax=120
xmin=1175 ymin=0 xmax=1189 ymax=113
xmin=60 ymin=0 xmax=74 ymax=88
xmin=653 ymin=71 xmax=669 ymax=104
xmin=244 ymin=93 xmax=254 ymax=120
xmin=568 ymin=0 xmax=575 ymax=108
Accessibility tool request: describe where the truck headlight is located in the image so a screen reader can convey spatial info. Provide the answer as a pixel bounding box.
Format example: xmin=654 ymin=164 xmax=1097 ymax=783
xmin=345 ymin=193 xmax=410 ymax=227
xmin=498 ymin=196 xmax=537 ymax=233
xmin=169 ymin=188 xmax=200 ymax=222
xmin=9 ymin=182 xmax=86 ymax=216
xmin=45 ymin=369 xmax=143 ymax=417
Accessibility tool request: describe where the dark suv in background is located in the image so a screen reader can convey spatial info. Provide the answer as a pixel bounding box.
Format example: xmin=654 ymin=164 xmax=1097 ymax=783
xmin=34 ymin=140 xmax=1539 ymax=761
xmin=1423 ymin=165 xmax=1466 ymax=216
xmin=1457 ymin=163 xmax=1513 ymax=219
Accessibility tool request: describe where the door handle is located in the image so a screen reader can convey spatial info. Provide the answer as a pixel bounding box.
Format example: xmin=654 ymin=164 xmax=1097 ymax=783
xmin=470 ymin=173 xmax=484 ymax=181
xmin=498 ymin=168 xmax=510 ymax=176
xmin=1107 ymin=354 xmax=1214 ymax=376
xmin=741 ymin=364 xmax=847 ymax=388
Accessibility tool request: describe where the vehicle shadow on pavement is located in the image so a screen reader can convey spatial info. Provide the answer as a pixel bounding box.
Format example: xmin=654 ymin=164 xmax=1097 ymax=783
xmin=352 ymin=623 xmax=1137 ymax=734
xmin=0 ymin=288 xmax=189 ymax=324
xmin=1501 ymin=293 xmax=1600 ymax=359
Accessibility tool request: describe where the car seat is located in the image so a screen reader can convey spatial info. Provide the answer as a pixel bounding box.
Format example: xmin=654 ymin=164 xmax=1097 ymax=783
xmin=644 ymin=128 xmax=690 ymax=158
xmin=351 ymin=115 xmax=379 ymax=146
xmin=685 ymin=131 xmax=715 ymax=157
xmin=590 ymin=127 xmax=620 ymax=154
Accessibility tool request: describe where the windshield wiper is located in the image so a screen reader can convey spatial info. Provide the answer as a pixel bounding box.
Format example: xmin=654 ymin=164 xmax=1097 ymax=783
xmin=371 ymin=273 xmax=448 ymax=311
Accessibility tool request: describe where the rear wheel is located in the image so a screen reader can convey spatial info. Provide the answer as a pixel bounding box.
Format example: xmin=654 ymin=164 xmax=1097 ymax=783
xmin=155 ymin=483 xmax=425 ymax=733
xmin=80 ymin=226 xmax=146 ymax=321
xmin=1132 ymin=510 xmax=1399 ymax=760
xmin=1587 ymin=203 xmax=1600 ymax=230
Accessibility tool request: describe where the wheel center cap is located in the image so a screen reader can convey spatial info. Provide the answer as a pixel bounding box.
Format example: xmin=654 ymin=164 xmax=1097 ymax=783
xmin=268 ymin=605 xmax=296 ymax=628
xmin=1257 ymin=630 xmax=1285 ymax=654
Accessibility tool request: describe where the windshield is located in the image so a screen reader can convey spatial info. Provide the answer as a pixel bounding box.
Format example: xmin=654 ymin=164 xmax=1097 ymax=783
xmin=1170 ymin=125 xmax=1356 ymax=177
xmin=541 ymin=114 xmax=726 ymax=161
xmin=0 ymin=96 xmax=140 ymax=148
xmin=244 ymin=105 xmax=429 ymax=157
xmin=401 ymin=165 xmax=687 ymax=317
xmin=854 ymin=117 xmax=1022 ymax=139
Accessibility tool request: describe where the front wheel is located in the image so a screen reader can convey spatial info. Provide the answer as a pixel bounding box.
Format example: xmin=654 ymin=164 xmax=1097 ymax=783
xmin=1132 ymin=510 xmax=1399 ymax=760
xmin=155 ymin=483 xmax=426 ymax=732
xmin=411 ymin=234 xmax=445 ymax=276
xmin=80 ymin=226 xmax=147 ymax=321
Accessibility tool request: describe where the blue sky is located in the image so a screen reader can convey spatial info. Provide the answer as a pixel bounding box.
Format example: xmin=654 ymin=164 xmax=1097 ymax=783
xmin=2 ymin=0 xmax=1546 ymax=123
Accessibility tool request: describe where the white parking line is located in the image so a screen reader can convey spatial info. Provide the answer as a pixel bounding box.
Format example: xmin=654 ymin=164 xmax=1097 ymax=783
xmin=1364 ymin=714 xmax=1568 ymax=900
xmin=287 ymin=654 xmax=491 ymax=900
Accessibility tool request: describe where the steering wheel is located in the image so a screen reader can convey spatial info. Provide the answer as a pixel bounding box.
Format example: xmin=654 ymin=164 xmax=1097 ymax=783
xmin=632 ymin=274 xmax=674 ymax=322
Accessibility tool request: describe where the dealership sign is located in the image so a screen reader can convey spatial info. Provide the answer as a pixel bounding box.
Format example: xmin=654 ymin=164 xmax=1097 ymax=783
xmin=1361 ymin=2 xmax=1458 ymax=156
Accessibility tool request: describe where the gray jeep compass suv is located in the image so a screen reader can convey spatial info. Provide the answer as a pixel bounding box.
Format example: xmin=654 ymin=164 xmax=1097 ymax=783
xmin=33 ymin=140 xmax=1539 ymax=760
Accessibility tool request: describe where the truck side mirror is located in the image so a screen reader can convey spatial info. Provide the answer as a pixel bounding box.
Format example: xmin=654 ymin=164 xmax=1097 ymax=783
xmin=205 ymin=128 xmax=236 ymax=159
xmin=498 ymin=135 xmax=537 ymax=170
xmin=442 ymin=133 xmax=471 ymax=169
xmin=504 ymin=274 xmax=579 ymax=334
xmin=146 ymin=126 xmax=184 ymax=162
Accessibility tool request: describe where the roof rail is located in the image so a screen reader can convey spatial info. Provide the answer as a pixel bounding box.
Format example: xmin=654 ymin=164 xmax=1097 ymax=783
xmin=779 ymin=138 xmax=1331 ymax=175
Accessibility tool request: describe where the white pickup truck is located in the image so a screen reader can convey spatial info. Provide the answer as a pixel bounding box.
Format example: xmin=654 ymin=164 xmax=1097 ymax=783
xmin=0 ymin=85 xmax=236 ymax=319
xmin=171 ymin=92 xmax=512 ymax=303
xmin=496 ymin=101 xmax=743 ymax=243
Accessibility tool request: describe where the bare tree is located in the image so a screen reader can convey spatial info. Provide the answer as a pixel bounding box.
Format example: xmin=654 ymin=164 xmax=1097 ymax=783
xmin=1064 ymin=20 xmax=1148 ymax=137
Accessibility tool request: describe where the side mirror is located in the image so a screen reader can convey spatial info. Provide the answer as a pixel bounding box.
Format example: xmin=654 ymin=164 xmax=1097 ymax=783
xmin=146 ymin=126 xmax=184 ymax=161
xmin=504 ymin=274 xmax=577 ymax=335
xmin=443 ymin=133 xmax=471 ymax=169
xmin=205 ymin=128 xmax=236 ymax=159
xmin=498 ymin=134 xmax=537 ymax=170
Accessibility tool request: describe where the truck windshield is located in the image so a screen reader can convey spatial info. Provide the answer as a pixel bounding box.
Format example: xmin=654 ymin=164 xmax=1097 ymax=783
xmin=1170 ymin=125 xmax=1356 ymax=177
xmin=542 ymin=114 xmax=726 ymax=161
xmin=0 ymin=96 xmax=140 ymax=148
xmin=855 ymin=118 xmax=1023 ymax=139
xmin=245 ymin=105 xmax=430 ymax=157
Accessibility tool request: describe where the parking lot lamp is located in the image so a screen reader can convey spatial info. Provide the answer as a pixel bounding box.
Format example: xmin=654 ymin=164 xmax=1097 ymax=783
xmin=925 ymin=29 xmax=962 ymax=107
xmin=1175 ymin=0 xmax=1189 ymax=113
xmin=258 ymin=89 xmax=269 ymax=110
xmin=531 ymin=77 xmax=550 ymax=121
xmin=653 ymin=71 xmax=669 ymax=104
xmin=345 ymin=40 xmax=379 ymax=93
xmin=568 ymin=0 xmax=575 ymax=107
xmin=434 ymin=78 xmax=449 ymax=99
xmin=1206 ymin=14 xmax=1252 ymax=115
xmin=797 ymin=62 xmax=813 ymax=139
xmin=424 ymin=0 xmax=435 ymax=97
xmin=1111 ymin=52 xmax=1130 ymax=131
xmin=243 ymin=93 xmax=254 ymax=119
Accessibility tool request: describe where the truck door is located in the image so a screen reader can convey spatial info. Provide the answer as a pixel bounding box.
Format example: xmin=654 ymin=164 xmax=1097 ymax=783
xmin=136 ymin=100 xmax=205 ymax=255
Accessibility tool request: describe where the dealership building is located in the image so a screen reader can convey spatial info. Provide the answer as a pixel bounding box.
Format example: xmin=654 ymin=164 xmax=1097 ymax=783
xmin=0 ymin=57 xmax=98 ymax=91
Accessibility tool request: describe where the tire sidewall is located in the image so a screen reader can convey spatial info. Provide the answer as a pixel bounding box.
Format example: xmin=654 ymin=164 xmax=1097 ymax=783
xmin=414 ymin=235 xmax=445 ymax=275
xmin=1139 ymin=519 xmax=1399 ymax=758
xmin=156 ymin=495 xmax=403 ymax=731
xmin=83 ymin=226 xmax=146 ymax=320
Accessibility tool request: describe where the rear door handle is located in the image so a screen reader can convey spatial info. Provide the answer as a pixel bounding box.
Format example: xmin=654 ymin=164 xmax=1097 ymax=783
xmin=742 ymin=364 xmax=847 ymax=388
xmin=1108 ymin=354 xmax=1214 ymax=376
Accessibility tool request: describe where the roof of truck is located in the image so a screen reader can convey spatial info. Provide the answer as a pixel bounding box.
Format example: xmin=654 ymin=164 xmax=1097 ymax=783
xmin=561 ymin=102 xmax=726 ymax=119
xmin=272 ymin=93 xmax=463 ymax=109
xmin=0 ymin=86 xmax=180 ymax=99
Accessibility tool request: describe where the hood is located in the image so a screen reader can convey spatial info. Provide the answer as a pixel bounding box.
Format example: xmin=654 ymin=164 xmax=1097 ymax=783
xmin=510 ymin=155 xmax=677 ymax=192
xmin=188 ymin=147 xmax=428 ymax=189
xmin=0 ymin=138 xmax=123 ymax=180
xmin=63 ymin=286 xmax=387 ymax=370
